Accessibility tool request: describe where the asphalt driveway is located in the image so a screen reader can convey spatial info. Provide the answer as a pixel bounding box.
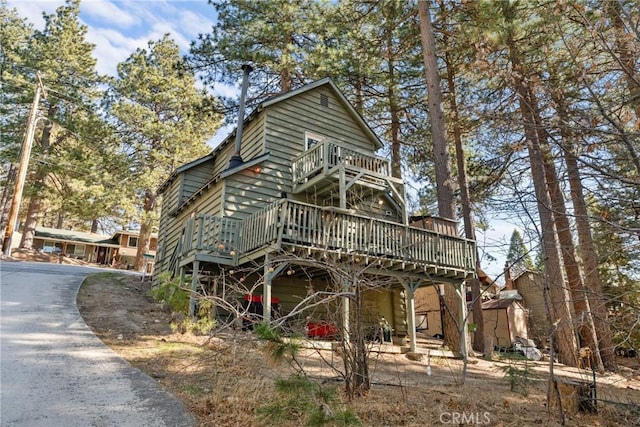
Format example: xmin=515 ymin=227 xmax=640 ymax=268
xmin=0 ymin=261 xmax=194 ymax=427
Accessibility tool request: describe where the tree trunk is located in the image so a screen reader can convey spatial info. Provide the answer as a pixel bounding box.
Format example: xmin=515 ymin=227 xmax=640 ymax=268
xmin=440 ymin=0 xmax=484 ymax=352
xmin=0 ymin=165 xmax=16 ymax=233
xmin=134 ymin=189 xmax=156 ymax=271
xmin=19 ymin=189 xmax=43 ymax=249
xmin=529 ymin=86 xmax=602 ymax=372
xmin=418 ymin=0 xmax=461 ymax=353
xmin=555 ymin=94 xmax=617 ymax=371
xmin=385 ymin=1 xmax=402 ymax=180
xmin=506 ymin=35 xmax=578 ymax=367
xmin=56 ymin=211 xmax=64 ymax=229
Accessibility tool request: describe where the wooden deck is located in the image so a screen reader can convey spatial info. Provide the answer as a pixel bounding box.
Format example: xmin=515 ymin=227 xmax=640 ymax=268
xmin=177 ymin=200 xmax=475 ymax=281
xmin=291 ymin=139 xmax=402 ymax=196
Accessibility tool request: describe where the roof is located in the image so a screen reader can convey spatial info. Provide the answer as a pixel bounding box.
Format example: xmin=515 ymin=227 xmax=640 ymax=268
xmin=481 ymin=298 xmax=523 ymax=310
xmin=35 ymin=227 xmax=119 ymax=247
xmin=158 ymin=78 xmax=383 ymax=195
xmin=110 ymin=229 xmax=158 ymax=239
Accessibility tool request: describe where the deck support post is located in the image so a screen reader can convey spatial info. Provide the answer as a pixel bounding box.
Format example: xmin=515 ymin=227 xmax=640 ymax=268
xmin=263 ymin=254 xmax=272 ymax=322
xmin=454 ymin=280 xmax=469 ymax=358
xmin=262 ymin=257 xmax=288 ymax=323
xmin=342 ymin=277 xmax=350 ymax=343
xmin=402 ymin=281 xmax=419 ymax=352
xmin=189 ymin=260 xmax=200 ymax=317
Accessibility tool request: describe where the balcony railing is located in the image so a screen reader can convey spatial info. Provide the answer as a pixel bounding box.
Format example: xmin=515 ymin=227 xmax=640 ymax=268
xmin=179 ymin=200 xmax=475 ymax=277
xmin=292 ymin=140 xmax=391 ymax=186
xmin=180 ymin=214 xmax=241 ymax=258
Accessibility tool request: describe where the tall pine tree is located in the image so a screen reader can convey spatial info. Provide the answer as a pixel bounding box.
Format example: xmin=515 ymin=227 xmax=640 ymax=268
xmin=107 ymin=35 xmax=223 ymax=270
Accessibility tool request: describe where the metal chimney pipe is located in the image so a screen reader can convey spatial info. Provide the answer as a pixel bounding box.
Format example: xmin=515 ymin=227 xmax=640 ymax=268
xmin=229 ymin=64 xmax=253 ymax=169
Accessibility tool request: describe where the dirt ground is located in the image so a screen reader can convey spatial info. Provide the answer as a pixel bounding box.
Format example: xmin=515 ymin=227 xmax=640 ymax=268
xmin=65 ymin=269 xmax=640 ymax=427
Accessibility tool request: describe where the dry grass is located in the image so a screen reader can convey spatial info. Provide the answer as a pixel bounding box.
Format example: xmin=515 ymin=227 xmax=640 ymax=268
xmin=75 ymin=272 xmax=640 ymax=426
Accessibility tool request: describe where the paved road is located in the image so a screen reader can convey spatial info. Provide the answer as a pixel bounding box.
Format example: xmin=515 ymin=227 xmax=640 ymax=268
xmin=0 ymin=261 xmax=194 ymax=427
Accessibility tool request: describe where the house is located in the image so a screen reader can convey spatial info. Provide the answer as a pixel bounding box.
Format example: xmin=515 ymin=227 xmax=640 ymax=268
xmin=29 ymin=226 xmax=157 ymax=273
xmin=110 ymin=229 xmax=158 ymax=272
xmin=153 ymin=78 xmax=476 ymax=351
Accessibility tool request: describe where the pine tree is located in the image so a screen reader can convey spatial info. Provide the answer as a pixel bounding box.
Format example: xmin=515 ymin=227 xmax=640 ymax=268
xmin=506 ymin=229 xmax=534 ymax=271
xmin=190 ymin=0 xmax=325 ymax=96
xmin=418 ymin=0 xmax=463 ymax=356
xmin=15 ymin=0 xmax=105 ymax=248
xmin=0 ymin=1 xmax=34 ymax=230
xmin=107 ymin=35 xmax=222 ymax=271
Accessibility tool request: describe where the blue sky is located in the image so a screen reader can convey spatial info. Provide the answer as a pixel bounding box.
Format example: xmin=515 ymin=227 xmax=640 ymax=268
xmin=8 ymin=1 xmax=218 ymax=78
xmin=8 ymin=0 xmax=237 ymax=144
xmin=8 ymin=0 xmax=515 ymax=280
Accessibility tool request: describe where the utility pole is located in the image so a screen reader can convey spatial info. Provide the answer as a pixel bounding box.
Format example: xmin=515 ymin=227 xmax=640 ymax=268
xmin=2 ymin=74 xmax=46 ymax=257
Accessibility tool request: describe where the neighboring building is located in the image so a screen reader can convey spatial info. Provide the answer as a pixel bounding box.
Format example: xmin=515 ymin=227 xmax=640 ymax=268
xmin=477 ymin=297 xmax=529 ymax=350
xmin=110 ymin=230 xmax=158 ymax=273
xmin=154 ymin=78 xmax=476 ymax=351
xmin=30 ymin=227 xmax=157 ymax=273
xmin=510 ymin=268 xmax=547 ymax=345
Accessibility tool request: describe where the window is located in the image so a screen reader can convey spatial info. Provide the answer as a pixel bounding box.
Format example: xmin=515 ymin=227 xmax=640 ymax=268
xmin=127 ymin=236 xmax=138 ymax=248
xmin=43 ymin=241 xmax=61 ymax=254
xmin=74 ymin=245 xmax=85 ymax=257
xmin=305 ymin=132 xmax=325 ymax=150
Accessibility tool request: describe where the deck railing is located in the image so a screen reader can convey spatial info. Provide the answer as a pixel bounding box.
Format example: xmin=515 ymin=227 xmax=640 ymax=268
xmin=292 ymin=140 xmax=391 ymax=185
xmin=275 ymin=200 xmax=474 ymax=272
xmin=179 ymin=200 xmax=475 ymax=274
xmin=181 ymin=214 xmax=241 ymax=257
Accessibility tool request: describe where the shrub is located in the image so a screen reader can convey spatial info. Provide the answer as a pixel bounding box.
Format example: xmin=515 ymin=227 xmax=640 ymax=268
xmin=149 ymin=272 xmax=190 ymax=314
xmin=257 ymin=375 xmax=361 ymax=426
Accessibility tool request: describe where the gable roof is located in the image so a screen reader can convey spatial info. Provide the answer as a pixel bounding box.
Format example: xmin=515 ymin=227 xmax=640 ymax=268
xmin=158 ymin=78 xmax=384 ymax=196
xmin=260 ymin=78 xmax=383 ymax=150
xmin=211 ymin=78 xmax=384 ymax=160
xmin=110 ymin=229 xmax=158 ymax=239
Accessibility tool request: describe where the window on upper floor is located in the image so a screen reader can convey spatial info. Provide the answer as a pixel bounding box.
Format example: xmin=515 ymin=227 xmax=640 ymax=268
xmin=128 ymin=236 xmax=138 ymax=248
xmin=305 ymin=131 xmax=325 ymax=151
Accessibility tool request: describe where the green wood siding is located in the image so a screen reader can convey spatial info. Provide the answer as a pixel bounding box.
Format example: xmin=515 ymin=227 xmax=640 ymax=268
xmin=221 ymin=86 xmax=383 ymax=220
xmin=155 ymin=178 xmax=182 ymax=274
xmin=265 ymin=87 xmax=377 ymax=166
xmin=155 ymin=180 xmax=225 ymax=278
xmin=212 ymin=114 xmax=266 ymax=177
xmin=222 ymin=160 xmax=284 ymax=218
xmin=162 ymin=176 xmax=182 ymax=215
xmin=181 ymin=160 xmax=215 ymax=202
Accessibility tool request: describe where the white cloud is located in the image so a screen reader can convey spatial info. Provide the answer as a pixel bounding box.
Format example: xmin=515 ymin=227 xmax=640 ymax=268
xmin=207 ymin=124 xmax=234 ymax=149
xmin=81 ymin=0 xmax=136 ymax=27
xmin=178 ymin=9 xmax=215 ymax=38
xmin=7 ymin=0 xmax=219 ymax=79
xmin=211 ymin=82 xmax=239 ymax=99
xmin=85 ymin=28 xmax=141 ymax=76
xmin=6 ymin=0 xmax=57 ymax=29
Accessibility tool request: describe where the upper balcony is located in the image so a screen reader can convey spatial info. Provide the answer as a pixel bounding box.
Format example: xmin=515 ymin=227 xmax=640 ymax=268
xmin=176 ymin=200 xmax=475 ymax=283
xmin=291 ymin=140 xmax=402 ymax=197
